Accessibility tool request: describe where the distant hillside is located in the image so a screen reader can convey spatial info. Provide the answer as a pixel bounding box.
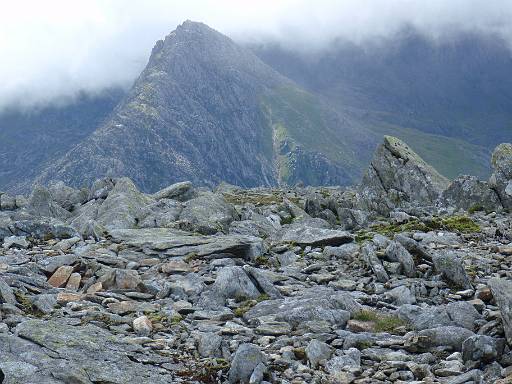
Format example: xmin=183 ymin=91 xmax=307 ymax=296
xmin=0 ymin=88 xmax=125 ymax=193
xmin=252 ymin=29 xmax=512 ymax=178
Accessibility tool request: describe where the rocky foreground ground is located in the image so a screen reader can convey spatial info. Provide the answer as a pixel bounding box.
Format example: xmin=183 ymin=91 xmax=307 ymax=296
xmin=0 ymin=137 xmax=511 ymax=384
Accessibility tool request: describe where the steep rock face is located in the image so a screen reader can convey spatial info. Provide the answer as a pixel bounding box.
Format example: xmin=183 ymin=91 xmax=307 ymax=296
xmin=358 ymin=136 xmax=449 ymax=215
xmin=489 ymin=143 xmax=512 ymax=210
xmin=35 ymin=21 xmax=373 ymax=192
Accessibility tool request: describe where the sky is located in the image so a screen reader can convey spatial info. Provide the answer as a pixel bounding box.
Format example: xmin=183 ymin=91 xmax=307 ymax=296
xmin=1 ymin=0 xmax=512 ymax=110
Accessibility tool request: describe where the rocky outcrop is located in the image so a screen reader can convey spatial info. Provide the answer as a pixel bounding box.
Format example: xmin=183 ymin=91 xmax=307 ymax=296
xmin=442 ymin=175 xmax=502 ymax=212
xmin=358 ymin=136 xmax=449 ymax=215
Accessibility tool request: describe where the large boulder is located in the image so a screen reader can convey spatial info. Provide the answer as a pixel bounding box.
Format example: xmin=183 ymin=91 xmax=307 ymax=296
xmin=358 ymin=136 xmax=449 ymax=215
xmin=48 ymin=181 xmax=88 ymax=211
xmin=177 ymin=192 xmax=238 ymax=235
xmin=96 ymin=178 xmax=153 ymax=230
xmin=432 ymin=251 xmax=472 ymax=289
xmin=228 ymin=343 xmax=266 ymax=384
xmin=26 ymin=185 xmax=71 ymax=220
xmin=442 ymin=175 xmax=502 ymax=212
xmin=489 ymin=143 xmax=512 ymax=210
xmin=0 ymin=319 xmax=175 ymax=383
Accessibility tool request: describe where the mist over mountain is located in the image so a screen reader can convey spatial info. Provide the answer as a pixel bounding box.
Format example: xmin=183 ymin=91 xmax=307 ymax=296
xmin=1 ymin=19 xmax=511 ymax=192
xmin=33 ymin=21 xmax=377 ymax=192
xmin=252 ymin=28 xmax=512 ymax=179
xmin=0 ymin=88 xmax=125 ymax=192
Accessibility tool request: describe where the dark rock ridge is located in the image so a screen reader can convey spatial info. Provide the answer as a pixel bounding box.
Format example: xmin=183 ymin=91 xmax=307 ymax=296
xmin=1 ymin=137 xmax=511 ymax=383
xmin=34 ymin=21 xmax=377 ymax=193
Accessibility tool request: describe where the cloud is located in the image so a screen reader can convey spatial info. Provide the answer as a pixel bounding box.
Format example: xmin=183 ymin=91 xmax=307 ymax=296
xmin=1 ymin=0 xmax=512 ymax=110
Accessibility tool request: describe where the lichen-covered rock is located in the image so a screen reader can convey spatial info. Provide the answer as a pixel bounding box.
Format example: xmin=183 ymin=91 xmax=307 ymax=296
xmin=96 ymin=177 xmax=153 ymax=230
xmin=442 ymin=175 xmax=502 ymax=212
xmin=358 ymin=136 xmax=449 ymax=215
xmin=178 ymin=192 xmax=238 ymax=235
xmin=26 ymin=185 xmax=71 ymax=220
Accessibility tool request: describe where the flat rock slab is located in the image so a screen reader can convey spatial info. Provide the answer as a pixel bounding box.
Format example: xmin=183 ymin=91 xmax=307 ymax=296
xmin=109 ymin=228 xmax=262 ymax=259
xmin=277 ymin=226 xmax=354 ymax=247
xmin=1 ymin=319 xmax=175 ymax=383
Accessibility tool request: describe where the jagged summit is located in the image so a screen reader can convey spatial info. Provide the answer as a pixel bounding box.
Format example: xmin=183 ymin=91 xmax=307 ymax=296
xmin=33 ymin=21 xmax=377 ymax=193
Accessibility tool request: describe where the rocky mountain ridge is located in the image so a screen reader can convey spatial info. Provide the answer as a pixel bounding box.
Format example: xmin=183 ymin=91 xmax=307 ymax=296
xmin=33 ymin=21 xmax=376 ymax=193
xmin=0 ymin=136 xmax=511 ymax=383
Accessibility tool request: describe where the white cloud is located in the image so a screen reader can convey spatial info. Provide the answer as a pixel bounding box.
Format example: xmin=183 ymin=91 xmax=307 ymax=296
xmin=1 ymin=0 xmax=512 ymax=109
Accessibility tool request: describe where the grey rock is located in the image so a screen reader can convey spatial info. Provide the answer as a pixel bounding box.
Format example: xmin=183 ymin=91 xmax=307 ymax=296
xmin=2 ymin=319 xmax=175 ymax=383
xmin=362 ymin=243 xmax=389 ymax=282
xmin=446 ymin=301 xmax=480 ymax=331
xmin=488 ymin=277 xmax=512 ymax=345
xmin=152 ymin=181 xmax=193 ymax=201
xmin=325 ymin=348 xmax=361 ymax=374
xmin=9 ymin=219 xmax=78 ymax=240
xmin=358 ymin=136 xmax=449 ymax=215
xmin=228 ymin=343 xmax=266 ymax=384
xmin=249 ymin=362 xmax=266 ymax=384
xmin=198 ymin=332 xmax=223 ymax=357
xmin=229 ymin=219 xmax=277 ymax=238
xmin=0 ymin=193 xmax=17 ymax=211
xmin=489 ymin=143 xmax=512 ymax=210
xmin=178 ymin=192 xmax=238 ymax=235
xmin=385 ymin=241 xmax=416 ymax=277
xmin=202 ymin=266 xmax=260 ymax=307
xmin=48 ymin=181 xmax=88 ymax=210
xmin=243 ymin=266 xmax=283 ymax=299
xmin=432 ymin=251 xmax=472 ymax=289
xmin=138 ymin=199 xmax=183 ymax=228
xmin=276 ymin=250 xmax=298 ymax=266
xmin=88 ymin=177 xmax=115 ymax=200
xmin=26 ymin=185 xmax=71 ymax=220
xmin=442 ymin=175 xmax=502 ymax=212
xmin=29 ymin=294 xmax=57 ymax=314
xmin=2 ymin=235 xmax=29 ymax=249
xmin=462 ymin=335 xmax=500 ymax=363
xmin=96 ymin=177 xmax=153 ymax=230
xmin=109 ymin=228 xmax=263 ymax=260
xmin=386 ymin=285 xmax=416 ymax=305
xmin=323 ymin=243 xmax=359 ymax=259
xmin=0 ymin=277 xmax=16 ymax=305
xmin=277 ymin=224 xmax=353 ymax=246
xmin=337 ymin=207 xmax=369 ymax=230
xmin=407 ymin=326 xmax=474 ymax=352
xmin=244 ymin=288 xmax=357 ymax=329
xmin=397 ymin=304 xmax=452 ymax=330
xmin=306 ymin=339 xmax=332 ymax=369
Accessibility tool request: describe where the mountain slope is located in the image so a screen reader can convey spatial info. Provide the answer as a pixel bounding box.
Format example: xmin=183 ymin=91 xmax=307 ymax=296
xmin=252 ymin=29 xmax=512 ymax=178
xmin=35 ymin=21 xmax=379 ymax=192
xmin=0 ymin=88 xmax=125 ymax=193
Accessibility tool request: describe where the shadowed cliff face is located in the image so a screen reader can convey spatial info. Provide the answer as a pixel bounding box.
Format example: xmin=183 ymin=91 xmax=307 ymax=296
xmin=34 ymin=21 xmax=377 ymax=193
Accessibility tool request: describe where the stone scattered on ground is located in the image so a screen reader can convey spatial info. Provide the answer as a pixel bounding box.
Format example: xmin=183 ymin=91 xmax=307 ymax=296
xmin=0 ymin=137 xmax=511 ymax=383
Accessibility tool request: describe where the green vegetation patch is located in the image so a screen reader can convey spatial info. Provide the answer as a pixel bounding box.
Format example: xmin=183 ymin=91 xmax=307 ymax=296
xmin=233 ymin=294 xmax=271 ymax=317
xmin=353 ymin=310 xmax=409 ymax=334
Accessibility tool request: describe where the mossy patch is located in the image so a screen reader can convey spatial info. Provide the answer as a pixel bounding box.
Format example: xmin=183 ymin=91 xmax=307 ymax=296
xmin=233 ymin=294 xmax=270 ymax=317
xmin=352 ymin=310 xmax=409 ymax=334
xmin=366 ymin=215 xmax=480 ymax=238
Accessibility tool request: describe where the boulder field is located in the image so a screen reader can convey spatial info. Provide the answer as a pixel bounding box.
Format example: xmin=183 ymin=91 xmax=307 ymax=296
xmin=0 ymin=137 xmax=511 ymax=383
